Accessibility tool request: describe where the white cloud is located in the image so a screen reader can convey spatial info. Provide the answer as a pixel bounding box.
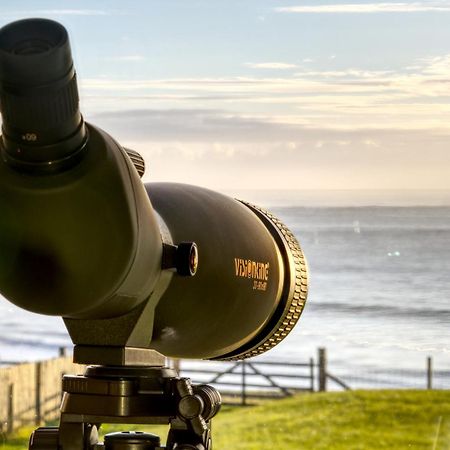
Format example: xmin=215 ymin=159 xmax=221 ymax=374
xmin=294 ymin=68 xmax=394 ymax=78
xmin=276 ymin=2 xmax=450 ymax=14
xmin=104 ymin=55 xmax=147 ymax=62
xmin=79 ymin=52 xmax=450 ymax=132
xmin=0 ymin=9 xmax=113 ymax=16
xmin=244 ymin=62 xmax=298 ymax=69
xmin=421 ymin=54 xmax=450 ymax=76
xmin=89 ymin=108 xmax=450 ymax=143
xmin=37 ymin=9 xmax=111 ymax=15
xmin=362 ymin=139 xmax=380 ymax=147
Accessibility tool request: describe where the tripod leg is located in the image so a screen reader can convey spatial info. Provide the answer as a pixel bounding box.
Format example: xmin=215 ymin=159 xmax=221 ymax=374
xmin=166 ymin=427 xmax=211 ymax=450
xmin=58 ymin=421 xmax=98 ymax=450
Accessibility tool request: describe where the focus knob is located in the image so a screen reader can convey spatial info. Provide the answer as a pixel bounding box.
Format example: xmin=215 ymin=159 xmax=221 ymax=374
xmin=124 ymin=147 xmax=145 ymax=178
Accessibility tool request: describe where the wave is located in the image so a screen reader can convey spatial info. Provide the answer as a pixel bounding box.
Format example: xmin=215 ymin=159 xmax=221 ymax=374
xmin=0 ymin=323 xmax=68 ymax=339
xmin=0 ymin=335 xmax=69 ymax=351
xmin=307 ymin=301 xmax=450 ymax=320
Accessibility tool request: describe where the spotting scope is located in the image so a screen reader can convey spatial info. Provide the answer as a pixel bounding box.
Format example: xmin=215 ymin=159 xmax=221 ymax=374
xmin=0 ymin=18 xmax=308 ymax=364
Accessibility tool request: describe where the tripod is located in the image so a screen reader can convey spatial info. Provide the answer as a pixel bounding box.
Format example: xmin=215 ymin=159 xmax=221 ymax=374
xmin=29 ymin=352 xmax=221 ymax=450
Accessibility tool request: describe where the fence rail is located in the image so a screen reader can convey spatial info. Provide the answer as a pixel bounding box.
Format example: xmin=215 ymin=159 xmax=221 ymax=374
xmin=178 ymin=359 xmax=315 ymax=405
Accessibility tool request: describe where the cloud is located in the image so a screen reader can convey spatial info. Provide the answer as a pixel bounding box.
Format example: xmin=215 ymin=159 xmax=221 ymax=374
xmin=293 ymin=68 xmax=395 ymax=79
xmin=0 ymin=9 xmax=113 ymax=16
xmin=81 ymin=75 xmax=396 ymax=98
xmin=104 ymin=55 xmax=147 ymax=62
xmin=245 ymin=62 xmax=298 ymax=70
xmin=421 ymin=54 xmax=450 ymax=76
xmin=275 ymin=2 xmax=450 ymax=14
xmin=80 ymin=52 xmax=450 ymax=132
xmin=89 ymin=108 xmax=450 ymax=143
xmin=90 ymin=109 xmax=300 ymax=142
xmin=86 ymin=108 xmax=450 ymax=189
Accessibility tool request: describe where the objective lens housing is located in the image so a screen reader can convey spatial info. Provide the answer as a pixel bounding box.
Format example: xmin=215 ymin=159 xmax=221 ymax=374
xmin=147 ymin=183 xmax=309 ymax=361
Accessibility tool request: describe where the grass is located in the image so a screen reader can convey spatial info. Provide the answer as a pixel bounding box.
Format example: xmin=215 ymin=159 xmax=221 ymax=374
xmin=213 ymin=390 xmax=450 ymax=450
xmin=1 ymin=390 xmax=449 ymax=449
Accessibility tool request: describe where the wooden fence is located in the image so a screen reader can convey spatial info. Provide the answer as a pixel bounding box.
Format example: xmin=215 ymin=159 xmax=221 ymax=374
xmin=0 ymin=355 xmax=84 ymax=434
xmin=177 ymin=348 xmax=446 ymax=400
xmin=0 ymin=347 xmax=445 ymax=434
xmin=177 ymin=358 xmax=316 ymax=405
xmin=0 ymin=354 xmax=318 ymax=433
xmin=315 ymin=349 xmax=448 ymax=391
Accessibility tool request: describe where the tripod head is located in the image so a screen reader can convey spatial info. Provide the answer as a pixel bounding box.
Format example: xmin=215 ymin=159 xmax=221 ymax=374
xmin=0 ymin=18 xmax=309 ymax=449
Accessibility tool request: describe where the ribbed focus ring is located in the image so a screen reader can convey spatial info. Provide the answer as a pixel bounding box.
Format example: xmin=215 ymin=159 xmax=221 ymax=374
xmin=124 ymin=148 xmax=145 ymax=178
xmin=220 ymin=202 xmax=308 ymax=361
xmin=0 ymin=73 xmax=79 ymax=129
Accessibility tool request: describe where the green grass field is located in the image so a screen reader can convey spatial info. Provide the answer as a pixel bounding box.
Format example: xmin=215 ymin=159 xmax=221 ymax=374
xmin=1 ymin=390 xmax=449 ymax=449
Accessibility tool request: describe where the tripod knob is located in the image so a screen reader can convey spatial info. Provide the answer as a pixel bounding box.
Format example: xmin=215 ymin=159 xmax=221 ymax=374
xmin=29 ymin=427 xmax=59 ymax=450
xmin=193 ymin=385 xmax=221 ymax=421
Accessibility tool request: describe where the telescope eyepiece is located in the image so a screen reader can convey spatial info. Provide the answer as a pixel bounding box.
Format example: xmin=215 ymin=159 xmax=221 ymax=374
xmin=0 ymin=18 xmax=67 ymax=61
xmin=0 ymin=18 xmax=86 ymax=174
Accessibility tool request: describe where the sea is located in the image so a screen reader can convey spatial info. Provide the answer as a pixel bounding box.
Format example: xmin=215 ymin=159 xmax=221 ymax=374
xmin=0 ymin=190 xmax=449 ymax=389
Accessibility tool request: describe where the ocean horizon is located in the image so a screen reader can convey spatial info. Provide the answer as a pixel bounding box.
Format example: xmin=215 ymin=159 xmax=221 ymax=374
xmin=224 ymin=189 xmax=450 ymax=208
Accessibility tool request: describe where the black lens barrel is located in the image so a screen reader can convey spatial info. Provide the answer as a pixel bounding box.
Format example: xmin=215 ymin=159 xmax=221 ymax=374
xmin=0 ymin=18 xmax=86 ymax=173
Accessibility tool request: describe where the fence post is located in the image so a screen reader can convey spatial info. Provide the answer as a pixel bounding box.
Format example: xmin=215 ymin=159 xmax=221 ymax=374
xmin=318 ymin=348 xmax=327 ymax=392
xmin=59 ymin=347 xmax=67 ymax=358
xmin=172 ymin=359 xmax=181 ymax=374
xmin=241 ymin=361 xmax=247 ymax=406
xmin=309 ymin=358 xmax=315 ymax=392
xmin=427 ymin=356 xmax=433 ymax=390
xmin=61 ymin=371 xmax=66 ymax=401
xmin=7 ymin=383 xmax=14 ymax=434
xmin=35 ymin=362 xmax=43 ymax=425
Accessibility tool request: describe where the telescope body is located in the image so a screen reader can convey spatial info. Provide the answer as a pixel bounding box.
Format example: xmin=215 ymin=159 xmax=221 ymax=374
xmin=0 ymin=18 xmax=308 ymax=361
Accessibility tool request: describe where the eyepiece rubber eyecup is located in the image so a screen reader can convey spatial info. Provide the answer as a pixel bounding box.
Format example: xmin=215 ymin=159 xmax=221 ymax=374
xmin=0 ymin=18 xmax=70 ymax=85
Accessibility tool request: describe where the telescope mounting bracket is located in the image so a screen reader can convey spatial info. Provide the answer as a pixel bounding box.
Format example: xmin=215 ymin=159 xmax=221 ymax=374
xmin=29 ymin=365 xmax=221 ymax=450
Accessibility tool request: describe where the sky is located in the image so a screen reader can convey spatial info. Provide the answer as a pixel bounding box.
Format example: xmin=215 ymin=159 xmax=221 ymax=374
xmin=1 ymin=0 xmax=450 ymax=197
